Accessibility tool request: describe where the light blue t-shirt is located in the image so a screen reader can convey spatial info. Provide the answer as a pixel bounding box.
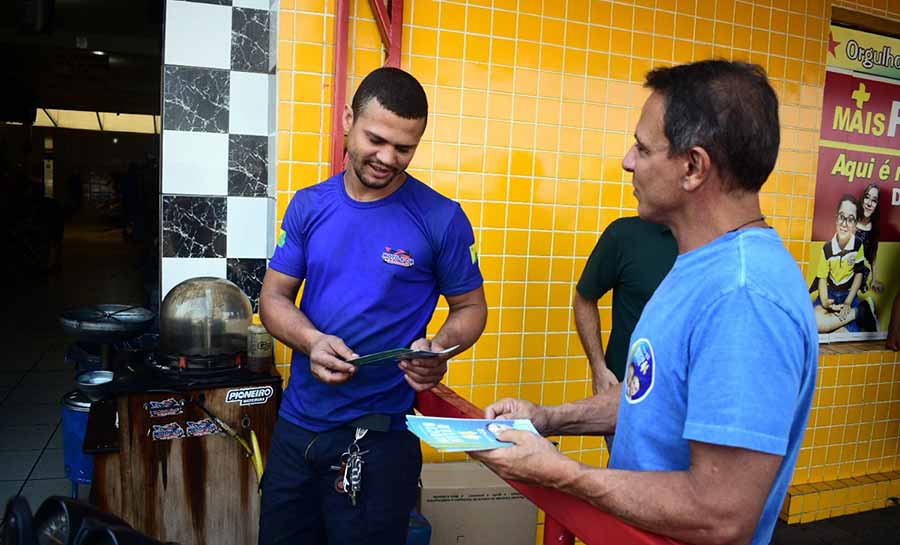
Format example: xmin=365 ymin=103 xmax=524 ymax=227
xmin=610 ymin=228 xmax=818 ymax=545
xmin=269 ymin=173 xmax=483 ymax=431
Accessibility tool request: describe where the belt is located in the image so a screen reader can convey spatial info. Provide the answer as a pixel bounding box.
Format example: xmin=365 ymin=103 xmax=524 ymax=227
xmin=345 ymin=413 xmax=408 ymax=433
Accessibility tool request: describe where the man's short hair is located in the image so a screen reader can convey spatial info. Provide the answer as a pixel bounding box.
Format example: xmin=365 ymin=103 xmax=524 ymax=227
xmin=351 ymin=67 xmax=428 ymax=123
xmin=644 ymin=60 xmax=780 ymax=193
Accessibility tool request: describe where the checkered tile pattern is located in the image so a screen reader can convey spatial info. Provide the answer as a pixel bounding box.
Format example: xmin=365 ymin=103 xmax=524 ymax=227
xmin=160 ymin=0 xmax=278 ymax=311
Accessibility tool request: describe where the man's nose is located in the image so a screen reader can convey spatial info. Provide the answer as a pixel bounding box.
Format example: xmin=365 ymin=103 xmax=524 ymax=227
xmin=622 ymin=145 xmax=636 ymax=172
xmin=376 ymin=147 xmax=397 ymax=167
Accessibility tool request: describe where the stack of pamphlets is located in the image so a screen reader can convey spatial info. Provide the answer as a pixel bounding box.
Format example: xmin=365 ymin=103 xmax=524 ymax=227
xmin=406 ymin=415 xmax=539 ymax=452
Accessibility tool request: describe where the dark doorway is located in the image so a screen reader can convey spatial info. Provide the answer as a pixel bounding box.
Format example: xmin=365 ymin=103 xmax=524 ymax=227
xmin=1 ymin=0 xmax=163 ymax=311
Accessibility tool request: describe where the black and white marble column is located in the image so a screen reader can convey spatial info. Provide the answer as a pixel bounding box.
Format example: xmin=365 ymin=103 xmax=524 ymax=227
xmin=162 ymin=196 xmax=227 ymax=257
xmin=227 ymin=258 xmax=267 ymax=312
xmin=160 ymin=0 xmax=278 ymax=303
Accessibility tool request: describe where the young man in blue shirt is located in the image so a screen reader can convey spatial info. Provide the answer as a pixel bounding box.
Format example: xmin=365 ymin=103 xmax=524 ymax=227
xmin=258 ymin=67 xmax=487 ymax=545
xmin=472 ymin=60 xmax=818 ymax=545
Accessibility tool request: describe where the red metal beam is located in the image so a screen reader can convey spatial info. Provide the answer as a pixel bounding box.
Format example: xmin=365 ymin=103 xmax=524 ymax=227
xmin=368 ymin=0 xmax=403 ymax=68
xmin=330 ymin=0 xmax=351 ymax=175
xmin=416 ymin=386 xmax=686 ymax=545
xmin=368 ymin=0 xmax=392 ymax=52
xmin=387 ymin=0 xmax=403 ymax=67
xmin=331 ymin=0 xmax=404 ymax=174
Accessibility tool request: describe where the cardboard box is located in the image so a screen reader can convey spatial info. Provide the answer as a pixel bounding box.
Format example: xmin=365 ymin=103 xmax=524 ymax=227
xmin=420 ymin=462 xmax=537 ymax=545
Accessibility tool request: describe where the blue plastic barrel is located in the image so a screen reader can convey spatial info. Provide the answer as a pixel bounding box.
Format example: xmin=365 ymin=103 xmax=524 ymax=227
xmin=407 ymin=509 xmax=431 ymax=545
xmin=62 ymin=390 xmax=94 ymax=492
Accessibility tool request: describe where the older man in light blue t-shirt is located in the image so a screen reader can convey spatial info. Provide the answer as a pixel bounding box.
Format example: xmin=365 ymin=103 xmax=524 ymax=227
xmin=472 ymin=60 xmax=817 ymax=545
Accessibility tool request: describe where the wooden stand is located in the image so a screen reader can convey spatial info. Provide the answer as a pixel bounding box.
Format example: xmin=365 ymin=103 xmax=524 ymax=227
xmin=86 ymin=375 xmax=281 ymax=545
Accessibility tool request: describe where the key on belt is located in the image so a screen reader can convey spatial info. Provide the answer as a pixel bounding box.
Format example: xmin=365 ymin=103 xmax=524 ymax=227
xmin=330 ymin=427 xmax=369 ymax=506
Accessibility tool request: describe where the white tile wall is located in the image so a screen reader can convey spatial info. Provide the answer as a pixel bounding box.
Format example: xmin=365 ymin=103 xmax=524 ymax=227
xmin=164 ymin=0 xmax=232 ymax=70
xmin=268 ymin=6 xmax=278 ymax=73
xmin=162 ymin=130 xmax=229 ymax=195
xmin=161 ymin=257 xmax=228 ymax=299
xmin=229 ymin=71 xmax=270 ymax=136
xmin=266 ymin=196 xmax=277 ymax=258
xmin=227 ymin=196 xmax=273 ymax=258
xmin=267 ymin=133 xmax=277 ymax=197
xmin=235 ymin=0 xmax=270 ymax=8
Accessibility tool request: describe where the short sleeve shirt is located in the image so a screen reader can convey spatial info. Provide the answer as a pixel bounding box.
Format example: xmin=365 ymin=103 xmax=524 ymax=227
xmin=576 ymin=217 xmax=677 ymax=380
xmin=610 ymin=228 xmax=818 ymax=545
xmin=269 ymin=173 xmax=484 ymax=431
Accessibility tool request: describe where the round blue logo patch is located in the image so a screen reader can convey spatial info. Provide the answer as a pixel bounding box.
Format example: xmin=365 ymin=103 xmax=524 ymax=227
xmin=625 ymin=338 xmax=655 ymax=404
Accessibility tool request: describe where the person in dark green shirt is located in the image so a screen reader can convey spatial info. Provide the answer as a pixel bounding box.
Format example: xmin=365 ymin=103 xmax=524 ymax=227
xmin=573 ymin=216 xmax=677 ymax=446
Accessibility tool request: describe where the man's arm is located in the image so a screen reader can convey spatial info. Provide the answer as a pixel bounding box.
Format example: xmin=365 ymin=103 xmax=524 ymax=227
xmin=573 ymin=292 xmax=617 ymax=393
xmin=474 ymin=433 xmax=779 ymax=545
xmin=567 ymin=442 xmax=780 ymax=545
xmin=401 ymin=286 xmax=487 ymax=391
xmin=575 ymin=221 xmax=623 ymax=393
xmin=259 ymin=268 xmax=357 ymax=384
xmin=484 ymin=384 xmax=620 ymax=437
xmin=433 ymin=286 xmax=488 ymax=352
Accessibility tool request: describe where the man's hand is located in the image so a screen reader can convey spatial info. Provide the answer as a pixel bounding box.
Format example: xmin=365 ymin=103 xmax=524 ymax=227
xmin=468 ymin=429 xmax=574 ymax=486
xmin=399 ymin=338 xmax=449 ymax=392
xmin=484 ymin=398 xmax=550 ymax=434
xmin=308 ymin=334 xmax=358 ymax=385
xmin=592 ymin=365 xmax=618 ymax=394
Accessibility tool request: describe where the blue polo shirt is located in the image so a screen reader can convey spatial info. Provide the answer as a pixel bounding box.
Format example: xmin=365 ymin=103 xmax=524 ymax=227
xmin=269 ymin=173 xmax=483 ymax=431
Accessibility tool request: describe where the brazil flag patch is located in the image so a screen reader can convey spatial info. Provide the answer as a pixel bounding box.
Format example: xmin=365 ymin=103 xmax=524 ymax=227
xmin=277 ymin=229 xmax=287 ymax=248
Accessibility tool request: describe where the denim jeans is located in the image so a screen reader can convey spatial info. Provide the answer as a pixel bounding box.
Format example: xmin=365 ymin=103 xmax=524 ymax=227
xmin=258 ymin=417 xmax=422 ymax=545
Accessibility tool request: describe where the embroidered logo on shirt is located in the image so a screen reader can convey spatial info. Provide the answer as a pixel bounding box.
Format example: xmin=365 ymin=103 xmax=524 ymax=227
xmin=277 ymin=229 xmax=287 ymax=248
xmin=625 ymin=338 xmax=655 ymax=404
xmin=382 ymin=247 xmax=415 ymax=267
xmin=469 ymin=243 xmax=478 ymax=264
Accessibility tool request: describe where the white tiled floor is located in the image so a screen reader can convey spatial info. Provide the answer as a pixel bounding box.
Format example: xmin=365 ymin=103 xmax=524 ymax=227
xmin=0 ymin=341 xmax=87 ymax=509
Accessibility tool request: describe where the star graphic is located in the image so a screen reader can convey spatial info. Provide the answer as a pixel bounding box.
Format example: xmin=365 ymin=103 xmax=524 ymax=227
xmin=827 ymin=30 xmax=841 ymax=57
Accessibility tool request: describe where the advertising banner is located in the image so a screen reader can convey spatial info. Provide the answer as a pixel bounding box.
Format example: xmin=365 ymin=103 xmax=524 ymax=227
xmin=809 ymin=26 xmax=900 ymax=342
xmin=827 ymin=25 xmax=900 ymax=81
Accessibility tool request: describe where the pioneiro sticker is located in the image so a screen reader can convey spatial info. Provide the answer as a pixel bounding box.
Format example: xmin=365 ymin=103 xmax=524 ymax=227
xmin=186 ymin=418 xmax=222 ymax=437
xmin=144 ymin=398 xmax=185 ymax=418
xmin=225 ymin=385 xmax=274 ymax=406
xmin=151 ymin=422 xmax=185 ymax=441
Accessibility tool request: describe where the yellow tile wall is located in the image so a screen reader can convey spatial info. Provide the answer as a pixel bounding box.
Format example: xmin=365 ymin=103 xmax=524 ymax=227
xmin=275 ymin=0 xmax=900 ymax=525
xmin=794 ymin=350 xmax=900 ymax=485
xmin=783 ymin=471 xmax=900 ymax=523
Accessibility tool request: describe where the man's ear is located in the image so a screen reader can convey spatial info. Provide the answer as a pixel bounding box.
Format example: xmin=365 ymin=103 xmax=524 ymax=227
xmin=682 ymin=146 xmax=712 ymax=192
xmin=342 ymin=104 xmax=354 ymax=135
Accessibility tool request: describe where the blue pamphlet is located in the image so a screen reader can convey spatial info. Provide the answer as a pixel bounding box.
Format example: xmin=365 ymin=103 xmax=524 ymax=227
xmin=406 ymin=415 xmax=539 ymax=452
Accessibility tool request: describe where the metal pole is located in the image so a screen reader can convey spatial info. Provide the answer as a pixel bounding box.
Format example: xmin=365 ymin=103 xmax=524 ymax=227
xmin=330 ymin=0 xmax=351 ymax=175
